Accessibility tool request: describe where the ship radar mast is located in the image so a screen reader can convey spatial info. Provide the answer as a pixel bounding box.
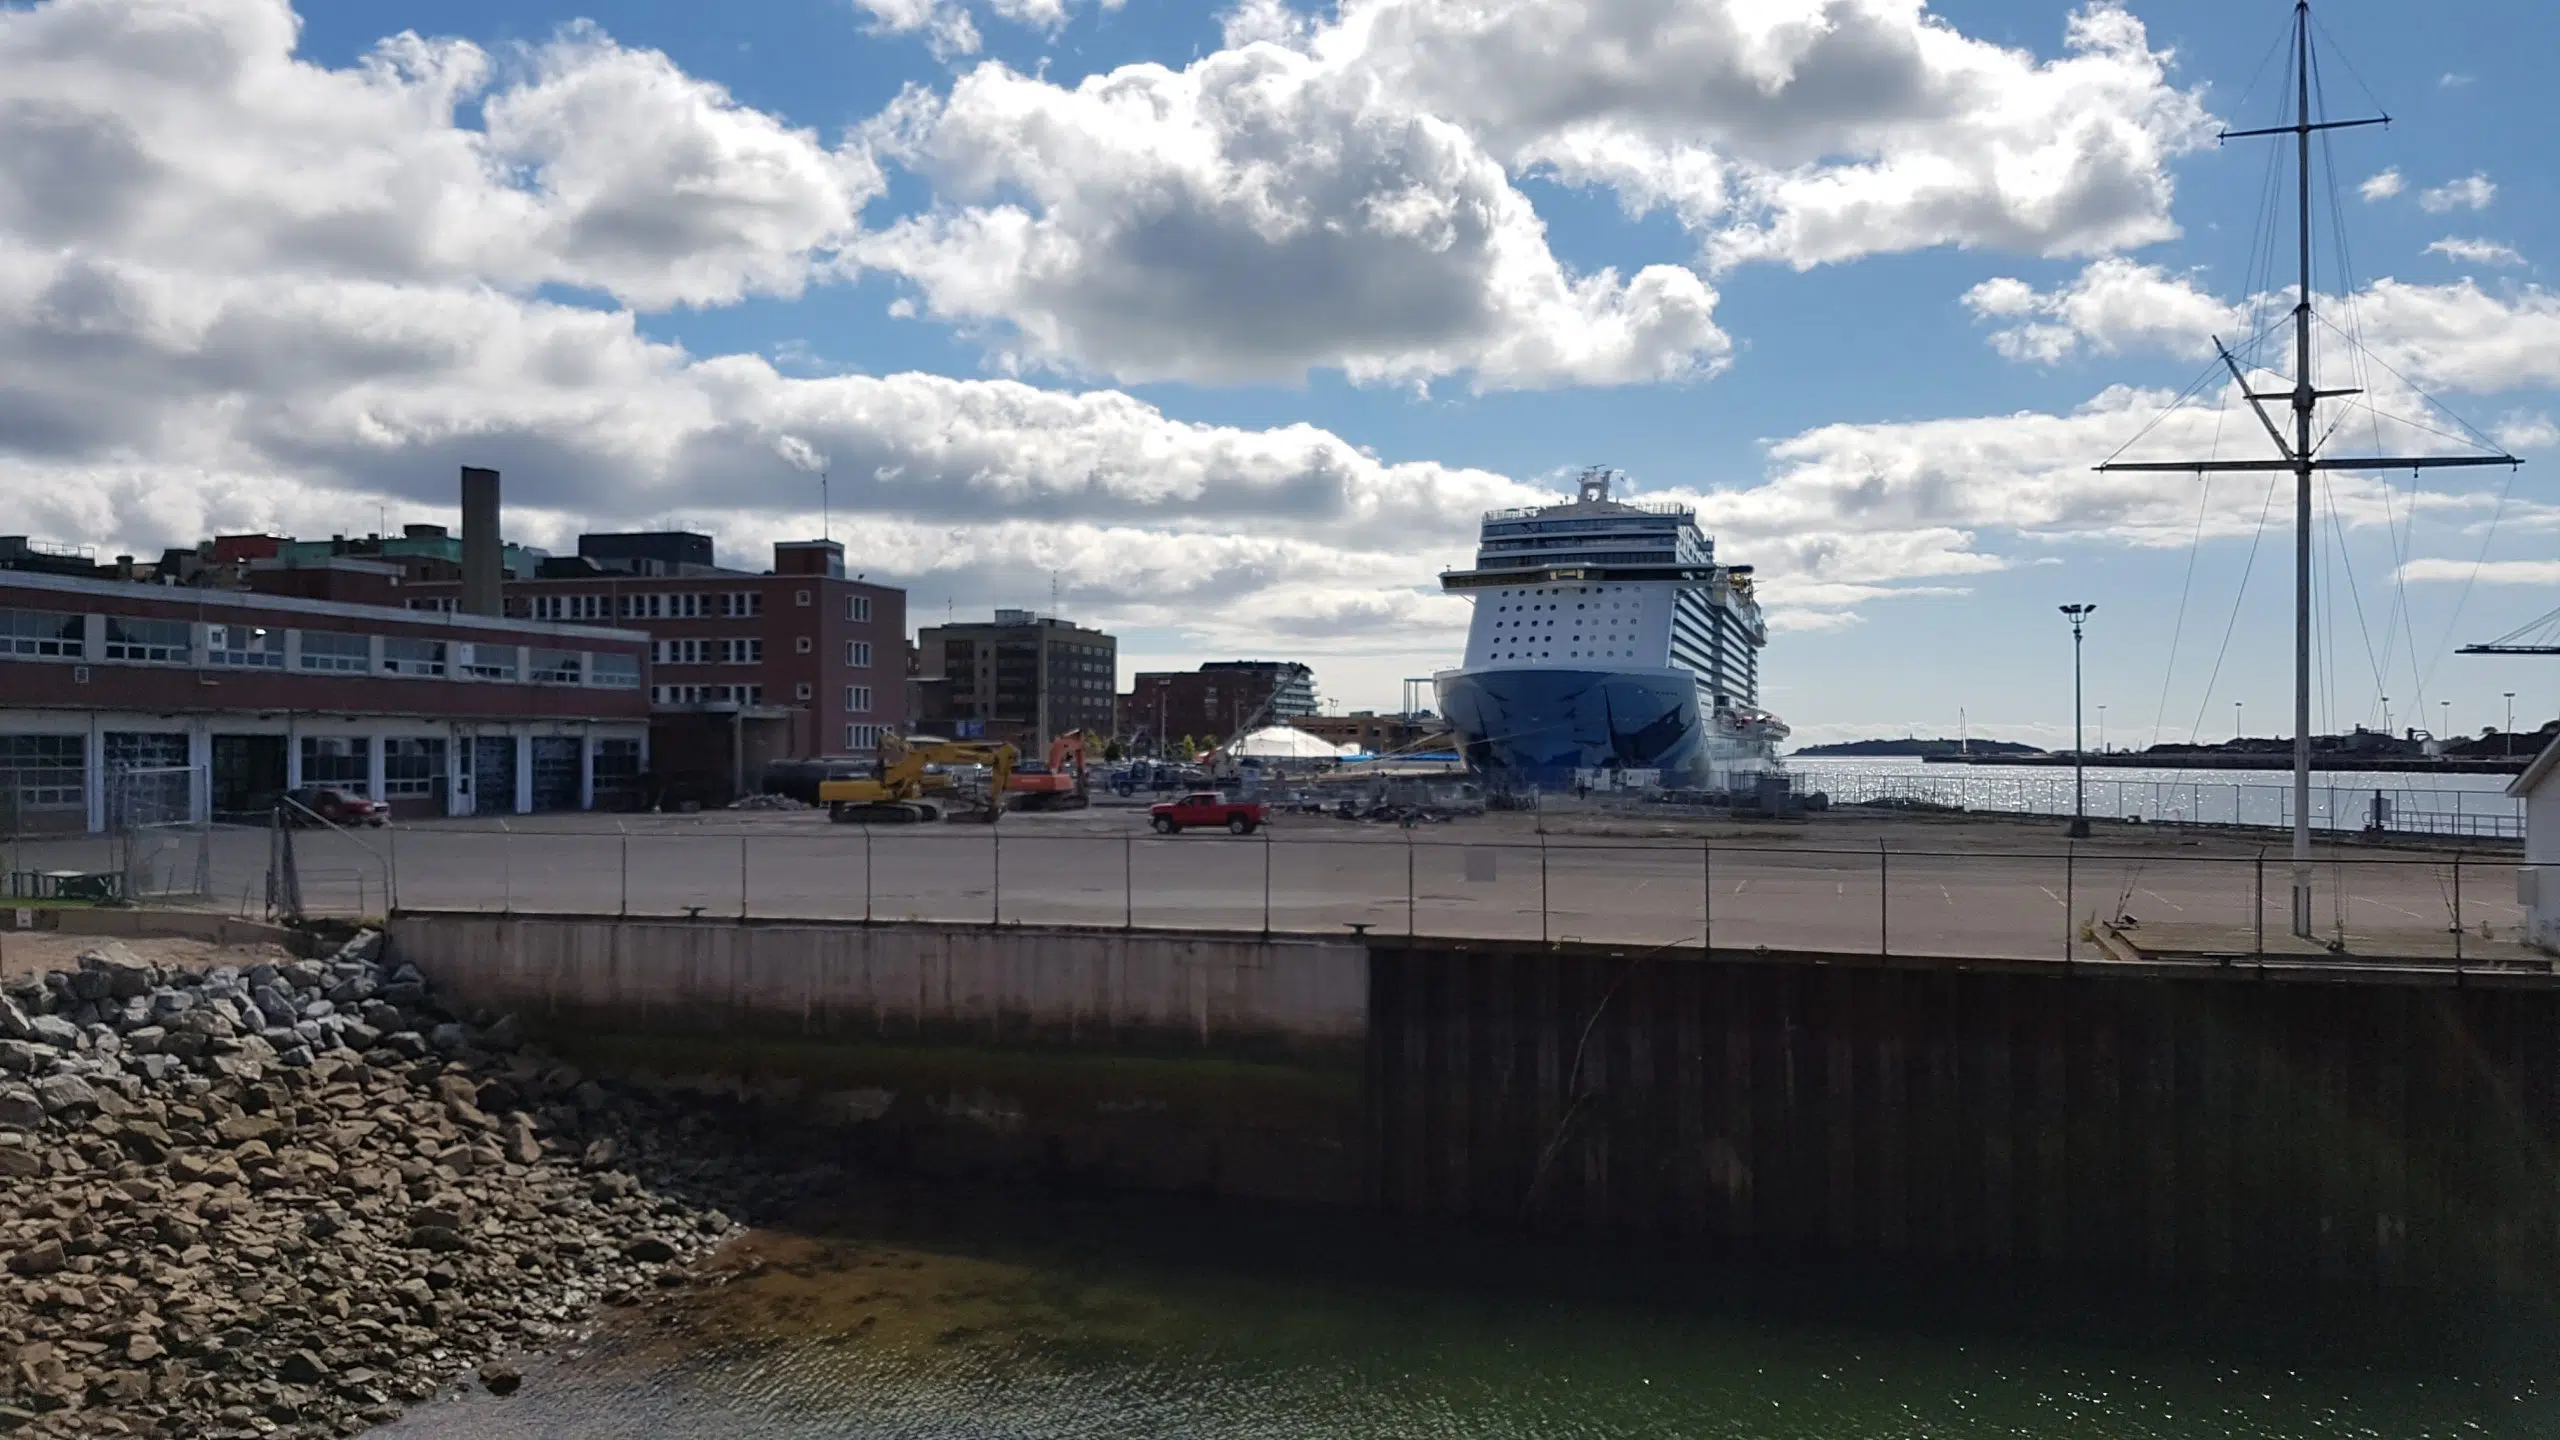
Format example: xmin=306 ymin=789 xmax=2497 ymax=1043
xmin=1577 ymin=467 xmax=1616 ymax=504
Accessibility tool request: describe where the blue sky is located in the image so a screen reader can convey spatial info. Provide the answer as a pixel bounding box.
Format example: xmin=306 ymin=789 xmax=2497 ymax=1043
xmin=3 ymin=0 xmax=2554 ymax=743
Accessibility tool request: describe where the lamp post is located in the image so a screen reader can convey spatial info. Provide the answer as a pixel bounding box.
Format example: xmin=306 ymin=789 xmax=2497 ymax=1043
xmin=2440 ymin=699 xmax=2451 ymax=744
xmin=2235 ymin=700 xmax=2244 ymax=742
xmin=2098 ymin=704 xmax=2107 ymax=755
xmin=2507 ymin=692 xmax=2518 ymax=756
xmin=2060 ymin=604 xmax=2095 ymax=838
xmin=2381 ymin=695 xmax=2392 ymax=737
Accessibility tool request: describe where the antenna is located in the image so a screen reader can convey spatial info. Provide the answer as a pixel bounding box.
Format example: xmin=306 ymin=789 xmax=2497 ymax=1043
xmin=1050 ymin=570 xmax=1060 ymax=615
xmin=2095 ymin=1 xmax=2517 ymax=940
xmin=820 ymin=470 xmax=830 ymax=542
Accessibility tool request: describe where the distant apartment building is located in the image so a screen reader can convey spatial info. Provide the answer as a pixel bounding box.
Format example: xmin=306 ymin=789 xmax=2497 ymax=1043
xmin=913 ymin=610 xmax=1117 ymax=751
xmin=402 ymin=536 xmax=907 ymax=793
xmin=1124 ymin=661 xmax=1317 ymax=748
xmin=0 ymin=569 xmax=649 ymax=832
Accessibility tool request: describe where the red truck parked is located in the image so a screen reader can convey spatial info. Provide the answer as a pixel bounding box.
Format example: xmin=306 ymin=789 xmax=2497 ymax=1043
xmin=1149 ymin=792 xmax=1268 ymax=835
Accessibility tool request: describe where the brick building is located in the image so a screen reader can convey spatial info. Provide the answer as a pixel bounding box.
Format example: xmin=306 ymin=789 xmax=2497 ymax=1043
xmin=0 ymin=570 xmax=650 ymax=832
xmin=913 ymin=611 xmax=1116 ymax=751
xmin=401 ymin=536 xmax=906 ymax=796
xmin=1124 ymin=661 xmax=1317 ymax=751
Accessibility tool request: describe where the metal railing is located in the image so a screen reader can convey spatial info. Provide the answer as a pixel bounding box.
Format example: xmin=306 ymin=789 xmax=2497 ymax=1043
xmin=171 ymin=819 xmax=2536 ymax=967
xmin=1790 ymin=766 xmax=2525 ymax=842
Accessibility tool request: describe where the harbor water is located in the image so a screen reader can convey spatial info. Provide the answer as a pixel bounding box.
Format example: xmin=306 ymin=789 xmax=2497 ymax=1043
xmin=1789 ymin=757 xmax=2524 ymax=841
xmin=380 ymin=1184 xmax=2554 ymax=1439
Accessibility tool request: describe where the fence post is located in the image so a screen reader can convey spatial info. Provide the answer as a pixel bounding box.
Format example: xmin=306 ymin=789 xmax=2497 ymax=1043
xmin=619 ymin=827 xmax=629 ymax=917
xmin=992 ymin=829 xmax=1002 ymax=926
xmin=864 ymin=822 xmax=874 ymax=925
xmin=2453 ymin=852 xmax=2464 ymax=963
xmin=739 ymin=834 xmax=749 ymax=920
xmin=1701 ymin=839 xmax=1712 ymax=954
xmin=1262 ymin=825 xmax=1273 ymax=938
xmin=1406 ymin=829 xmax=1416 ymax=937
xmin=500 ymin=823 xmax=512 ymax=917
xmin=2063 ymin=841 xmax=2075 ymax=962
xmin=386 ymin=821 xmax=399 ymax=913
xmin=2253 ymin=848 xmax=2265 ymax=956
xmin=1123 ymin=832 xmax=1133 ymax=931
xmin=1877 ymin=840 xmax=1889 ymax=958
xmin=1540 ymin=832 xmax=1550 ymax=946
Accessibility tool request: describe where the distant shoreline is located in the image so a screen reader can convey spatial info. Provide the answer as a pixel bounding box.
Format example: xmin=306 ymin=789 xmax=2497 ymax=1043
xmin=1911 ymin=752 xmax=2528 ymax=775
xmin=1788 ymin=738 xmax=2041 ymax=759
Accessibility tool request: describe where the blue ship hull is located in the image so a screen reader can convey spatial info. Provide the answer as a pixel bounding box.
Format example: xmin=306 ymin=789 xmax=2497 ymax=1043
xmin=1435 ymin=667 xmax=1705 ymax=788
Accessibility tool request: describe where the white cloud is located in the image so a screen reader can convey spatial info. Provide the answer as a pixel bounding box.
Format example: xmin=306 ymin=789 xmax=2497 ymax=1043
xmin=1961 ymin=258 xmax=2243 ymax=363
xmin=1292 ymin=0 xmax=2214 ymax=271
xmin=849 ymin=0 xmax=982 ymax=58
xmin=1960 ymin=263 xmax=2560 ymax=402
xmin=2425 ymin=236 xmax=2523 ymax=268
xmin=0 ymin=1 xmax=881 ymax=310
xmin=2439 ymin=72 xmax=2473 ymax=89
xmin=2419 ymin=172 xmax=2496 ymax=213
xmin=854 ymin=48 xmax=1728 ymax=390
xmin=2360 ymin=167 xmax=2404 ymax=202
xmin=2397 ymin=559 xmax=2560 ymax=586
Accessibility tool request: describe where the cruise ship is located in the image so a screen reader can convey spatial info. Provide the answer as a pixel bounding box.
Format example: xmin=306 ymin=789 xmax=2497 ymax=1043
xmin=1434 ymin=469 xmax=1787 ymax=789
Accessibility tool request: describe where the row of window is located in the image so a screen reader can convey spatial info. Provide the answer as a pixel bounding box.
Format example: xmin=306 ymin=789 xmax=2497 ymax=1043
xmin=651 ymin=684 xmax=765 ymax=705
xmin=0 ymin=607 xmax=641 ymax=688
xmin=652 ymin=637 xmax=764 ymax=666
xmin=3 ymin=732 xmax=644 ymax=811
xmin=433 ymin=590 xmax=885 ymax=623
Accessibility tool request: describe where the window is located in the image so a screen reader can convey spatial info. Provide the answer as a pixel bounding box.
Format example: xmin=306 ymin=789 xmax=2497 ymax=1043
xmin=382 ymin=738 xmax=446 ymax=799
xmin=721 ymin=592 xmax=763 ymax=618
xmin=405 ymin=597 xmax=456 ymax=613
xmin=460 ymin=643 xmax=518 ymax=681
xmin=0 ymin=608 xmax=84 ymax=660
xmin=529 ymin=648 xmax=582 ymax=684
xmin=299 ymin=630 xmax=371 ymax=672
xmin=620 ymin=593 xmax=660 ymax=620
xmin=205 ymin=623 xmax=284 ymax=668
xmin=653 ymin=638 xmax=709 ymax=666
xmin=103 ymin=616 xmax=189 ymax=663
xmin=533 ymin=594 xmax=612 ymax=622
xmin=795 ymin=635 xmax=812 ymax=654
xmin=845 ymin=640 xmax=872 ymax=668
xmin=382 ymin=636 xmax=446 ymax=676
xmin=0 ymin=734 xmax=84 ymax=811
xmin=845 ymin=723 xmax=885 ymax=750
xmin=846 ymin=595 xmax=872 ymax=622
xmin=722 ymin=637 xmax=762 ymax=665
xmin=298 ymin=737 xmax=368 ymax=793
xmin=671 ymin=593 xmax=710 ymax=619
xmin=652 ymin=683 xmax=760 ymax=705
xmin=795 ymin=682 xmax=812 ymax=701
xmin=589 ymin=651 xmax=641 ymax=689
xmin=845 ymin=685 xmax=872 ymax=714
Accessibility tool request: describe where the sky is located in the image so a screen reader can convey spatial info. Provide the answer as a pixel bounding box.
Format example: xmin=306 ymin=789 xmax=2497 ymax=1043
xmin=1 ymin=0 xmax=2555 ymax=747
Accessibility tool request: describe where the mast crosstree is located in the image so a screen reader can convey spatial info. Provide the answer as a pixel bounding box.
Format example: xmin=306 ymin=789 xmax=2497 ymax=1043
xmin=2096 ymin=0 xmax=2518 ymax=940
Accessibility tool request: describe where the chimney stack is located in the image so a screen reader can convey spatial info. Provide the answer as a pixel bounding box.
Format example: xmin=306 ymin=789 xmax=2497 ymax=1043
xmin=459 ymin=466 xmax=502 ymax=617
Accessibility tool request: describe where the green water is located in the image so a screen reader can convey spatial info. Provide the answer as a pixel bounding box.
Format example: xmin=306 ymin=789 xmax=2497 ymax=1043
xmin=381 ymin=1188 xmax=2551 ymax=1439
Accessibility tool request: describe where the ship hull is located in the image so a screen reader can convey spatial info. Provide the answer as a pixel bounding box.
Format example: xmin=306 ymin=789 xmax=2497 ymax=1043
xmin=1435 ymin=666 xmax=1708 ymax=788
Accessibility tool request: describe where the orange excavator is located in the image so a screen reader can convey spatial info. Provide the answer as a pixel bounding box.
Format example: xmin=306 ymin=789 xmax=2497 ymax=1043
xmin=1006 ymin=730 xmax=1091 ymax=811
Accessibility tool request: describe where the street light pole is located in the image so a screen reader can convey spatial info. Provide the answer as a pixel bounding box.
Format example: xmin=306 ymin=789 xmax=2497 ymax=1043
xmin=2060 ymin=604 xmax=2095 ymax=838
xmin=2235 ymin=700 xmax=2244 ymax=741
xmin=2506 ymin=692 xmax=2518 ymax=756
xmin=2098 ymin=704 xmax=2107 ymax=755
xmin=2440 ymin=698 xmax=2451 ymax=744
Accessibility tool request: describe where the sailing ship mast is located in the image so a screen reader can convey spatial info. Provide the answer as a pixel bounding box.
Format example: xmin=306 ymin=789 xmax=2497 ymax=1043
xmin=2098 ymin=0 xmax=2518 ymax=940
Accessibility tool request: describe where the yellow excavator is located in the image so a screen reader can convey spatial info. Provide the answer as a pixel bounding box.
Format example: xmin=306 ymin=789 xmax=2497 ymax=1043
xmin=818 ymin=737 xmax=1017 ymax=823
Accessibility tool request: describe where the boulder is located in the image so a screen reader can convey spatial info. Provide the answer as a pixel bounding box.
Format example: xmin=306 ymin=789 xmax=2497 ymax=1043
xmin=7 ymin=1239 xmax=66 ymax=1277
xmin=27 ymin=1014 xmax=81 ymax=1051
xmin=477 ymin=1360 xmax=523 ymax=1396
xmin=0 ymin=1040 xmax=43 ymax=1074
xmin=34 ymin=1074 xmax=99 ymax=1116
xmin=0 ymin=996 xmax=33 ymax=1041
xmin=80 ymin=942 xmax=161 ymax=1000
xmin=0 ymin=1086 xmax=44 ymax=1130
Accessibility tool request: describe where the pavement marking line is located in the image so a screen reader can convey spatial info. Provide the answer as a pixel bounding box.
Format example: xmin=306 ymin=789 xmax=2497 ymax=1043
xmin=2139 ymin=888 xmax=2188 ymax=913
xmin=1733 ymin=880 xmax=1750 ymax=894
xmin=2038 ymin=886 xmax=2063 ymax=905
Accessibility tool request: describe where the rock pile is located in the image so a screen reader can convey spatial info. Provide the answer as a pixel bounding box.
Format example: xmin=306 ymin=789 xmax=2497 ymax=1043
xmin=0 ymin=934 xmax=788 ymax=1437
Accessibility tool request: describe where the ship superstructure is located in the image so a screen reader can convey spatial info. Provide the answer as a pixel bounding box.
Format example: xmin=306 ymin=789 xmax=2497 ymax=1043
xmin=1433 ymin=469 xmax=1785 ymax=789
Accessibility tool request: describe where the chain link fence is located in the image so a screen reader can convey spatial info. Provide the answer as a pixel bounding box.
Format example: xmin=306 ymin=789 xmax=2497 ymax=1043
xmin=1791 ymin=765 xmax=2526 ymax=842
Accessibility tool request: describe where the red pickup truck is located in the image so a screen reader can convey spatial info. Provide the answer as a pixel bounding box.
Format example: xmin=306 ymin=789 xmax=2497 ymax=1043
xmin=1149 ymin=792 xmax=1267 ymax=835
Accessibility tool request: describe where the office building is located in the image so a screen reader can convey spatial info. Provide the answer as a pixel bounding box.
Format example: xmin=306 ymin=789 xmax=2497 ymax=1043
xmin=914 ymin=610 xmax=1117 ymax=751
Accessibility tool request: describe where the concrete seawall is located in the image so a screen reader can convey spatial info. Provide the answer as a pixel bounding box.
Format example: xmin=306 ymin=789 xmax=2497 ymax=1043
xmin=387 ymin=914 xmax=1369 ymax=1204
xmin=389 ymin=913 xmax=2560 ymax=1294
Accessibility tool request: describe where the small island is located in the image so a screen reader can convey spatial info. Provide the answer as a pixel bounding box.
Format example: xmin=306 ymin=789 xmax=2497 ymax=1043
xmin=1788 ymin=737 xmax=2045 ymax=759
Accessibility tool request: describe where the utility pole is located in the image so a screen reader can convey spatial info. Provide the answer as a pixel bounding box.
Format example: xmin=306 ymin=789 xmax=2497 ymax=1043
xmin=2061 ymin=604 xmax=2095 ymax=838
xmin=2095 ymin=1 xmax=2517 ymax=939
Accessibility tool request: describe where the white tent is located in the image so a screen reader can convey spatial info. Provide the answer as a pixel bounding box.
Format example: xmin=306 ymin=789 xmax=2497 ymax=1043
xmin=1226 ymin=725 xmax=1348 ymax=760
